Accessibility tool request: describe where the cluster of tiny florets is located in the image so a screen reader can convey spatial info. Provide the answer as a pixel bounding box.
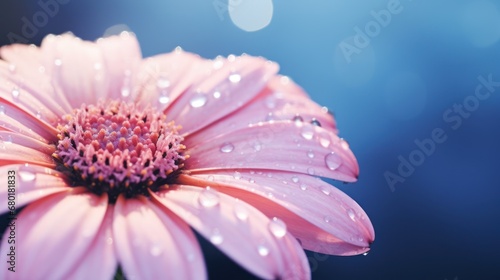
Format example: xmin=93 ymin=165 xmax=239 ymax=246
xmin=53 ymin=100 xmax=186 ymax=201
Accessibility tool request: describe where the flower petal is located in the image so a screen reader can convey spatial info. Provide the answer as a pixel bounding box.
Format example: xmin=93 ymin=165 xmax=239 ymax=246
xmin=133 ymin=50 xmax=204 ymax=109
xmin=0 ymin=164 xmax=69 ymax=214
xmin=185 ymin=121 xmax=358 ymax=182
xmin=0 ymin=190 xmax=108 ymax=279
xmin=179 ymin=171 xmax=374 ymax=255
xmin=0 ymin=142 xmax=55 ymax=168
xmin=64 ymin=206 xmax=118 ymax=280
xmin=151 ymin=186 xmax=311 ymax=279
xmin=113 ymin=195 xmax=206 ymax=280
xmin=40 ymin=33 xmax=141 ymax=107
xmin=186 ymin=75 xmax=337 ymax=143
xmin=165 ymin=55 xmax=278 ymax=136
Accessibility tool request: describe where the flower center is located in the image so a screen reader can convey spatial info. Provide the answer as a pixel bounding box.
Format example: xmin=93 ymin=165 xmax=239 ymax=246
xmin=53 ymin=100 xmax=185 ymax=202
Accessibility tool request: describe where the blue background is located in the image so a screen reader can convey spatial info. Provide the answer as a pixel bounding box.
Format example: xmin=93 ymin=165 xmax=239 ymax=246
xmin=1 ymin=0 xmax=499 ymax=279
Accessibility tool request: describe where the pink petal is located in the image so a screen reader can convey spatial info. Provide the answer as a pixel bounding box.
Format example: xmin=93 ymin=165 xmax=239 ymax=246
xmin=186 ymin=75 xmax=337 ymax=143
xmin=0 ymin=164 xmax=69 ymax=214
xmin=133 ymin=50 xmax=204 ymax=109
xmin=185 ymin=121 xmax=358 ymax=182
xmin=165 ymin=55 xmax=278 ymax=136
xmin=64 ymin=206 xmax=118 ymax=280
xmin=0 ymin=142 xmax=55 ymax=167
xmin=151 ymin=186 xmax=311 ymax=279
xmin=40 ymin=33 xmax=141 ymax=107
xmin=0 ymin=98 xmax=58 ymax=142
xmin=180 ymin=171 xmax=374 ymax=255
xmin=0 ymin=131 xmax=55 ymax=154
xmin=113 ymin=195 xmax=206 ymax=280
xmin=0 ymin=190 xmax=108 ymax=279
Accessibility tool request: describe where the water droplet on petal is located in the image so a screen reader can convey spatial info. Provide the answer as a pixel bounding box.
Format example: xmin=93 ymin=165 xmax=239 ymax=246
xmin=190 ymin=93 xmax=207 ymax=108
xmin=301 ymin=126 xmax=314 ymax=140
xmin=158 ymin=95 xmax=170 ymax=104
xmin=347 ymin=208 xmax=357 ymax=221
xmin=291 ymin=176 xmax=299 ymax=183
xmin=106 ymin=237 xmax=113 ymax=245
xmin=319 ymin=134 xmax=331 ymax=148
xmin=253 ymin=142 xmax=262 ymax=151
xmin=268 ymin=217 xmax=287 ymax=238
xmin=198 ymin=187 xmax=220 ymax=208
xmin=258 ymin=244 xmax=270 ymax=256
xmin=324 ymin=216 xmax=331 ymax=223
xmin=121 ymin=86 xmax=130 ymax=97
xmin=293 ymin=115 xmax=304 ymax=126
xmin=325 ymin=152 xmax=342 ymax=170
xmin=307 ymin=150 xmax=315 ymax=159
xmin=54 ymin=59 xmax=62 ymax=66
xmin=310 ymin=118 xmax=321 ymax=127
xmin=228 ymin=73 xmax=241 ymax=83
xmin=213 ymin=91 xmax=221 ymax=99
xmin=157 ymin=77 xmax=170 ymax=89
xmin=340 ymin=138 xmax=350 ymax=150
xmin=210 ymin=229 xmax=224 ymax=245
xmin=19 ymin=165 xmax=36 ymax=182
xmin=234 ymin=203 xmax=249 ymax=221
xmin=11 ymin=88 xmax=20 ymax=99
xmin=321 ymin=186 xmax=331 ymax=195
xmin=233 ymin=171 xmax=241 ymax=180
xmin=0 ymin=106 xmax=5 ymax=115
xmin=5 ymin=135 xmax=12 ymax=144
xmin=208 ymin=175 xmax=214 ymax=181
xmin=307 ymin=167 xmax=315 ymax=175
xmin=300 ymin=183 xmax=308 ymax=190
xmin=220 ymin=142 xmax=234 ymax=153
xmin=150 ymin=245 xmax=163 ymax=256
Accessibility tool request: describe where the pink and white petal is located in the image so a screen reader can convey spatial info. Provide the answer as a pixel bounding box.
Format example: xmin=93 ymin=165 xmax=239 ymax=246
xmin=151 ymin=186 xmax=311 ymax=280
xmin=0 ymin=98 xmax=58 ymax=143
xmin=0 ymin=164 xmax=69 ymax=214
xmin=185 ymin=121 xmax=358 ymax=182
xmin=40 ymin=33 xmax=142 ymax=107
xmin=179 ymin=171 xmax=374 ymax=255
xmin=113 ymin=195 xmax=206 ymax=280
xmin=186 ymin=75 xmax=337 ymax=143
xmin=133 ymin=50 xmax=204 ymax=109
xmin=0 ymin=62 xmax=65 ymax=123
xmin=0 ymin=131 xmax=55 ymax=154
xmin=0 ymin=142 xmax=55 ymax=168
xmin=165 ymin=55 xmax=278 ymax=136
xmin=95 ymin=32 xmax=142 ymax=101
xmin=0 ymin=190 xmax=108 ymax=280
xmin=64 ymin=206 xmax=118 ymax=280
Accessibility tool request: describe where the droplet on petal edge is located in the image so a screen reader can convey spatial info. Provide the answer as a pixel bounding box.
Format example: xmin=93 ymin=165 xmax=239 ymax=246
xmin=268 ymin=217 xmax=287 ymax=238
xmin=325 ymin=152 xmax=342 ymax=170
xmin=198 ymin=187 xmax=220 ymax=208
xmin=220 ymin=142 xmax=234 ymax=153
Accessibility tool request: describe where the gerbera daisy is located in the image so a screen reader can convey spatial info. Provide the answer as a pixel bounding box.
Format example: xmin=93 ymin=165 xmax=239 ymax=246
xmin=0 ymin=32 xmax=374 ymax=280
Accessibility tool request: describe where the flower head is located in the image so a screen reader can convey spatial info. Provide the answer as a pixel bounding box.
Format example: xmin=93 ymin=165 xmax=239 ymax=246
xmin=0 ymin=33 xmax=374 ymax=280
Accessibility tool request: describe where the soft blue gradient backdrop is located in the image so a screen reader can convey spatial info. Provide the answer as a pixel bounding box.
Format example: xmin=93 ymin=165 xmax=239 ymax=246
xmin=1 ymin=0 xmax=499 ymax=279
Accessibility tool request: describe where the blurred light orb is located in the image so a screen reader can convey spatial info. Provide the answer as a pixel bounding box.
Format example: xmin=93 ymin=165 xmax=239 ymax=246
xmin=229 ymin=0 xmax=273 ymax=32
xmin=103 ymin=24 xmax=132 ymax=37
xmin=384 ymin=72 xmax=427 ymax=120
xmin=334 ymin=37 xmax=376 ymax=87
xmin=462 ymin=1 xmax=500 ymax=48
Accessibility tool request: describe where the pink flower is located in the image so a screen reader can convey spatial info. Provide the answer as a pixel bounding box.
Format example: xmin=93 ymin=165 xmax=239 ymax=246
xmin=0 ymin=33 xmax=374 ymax=279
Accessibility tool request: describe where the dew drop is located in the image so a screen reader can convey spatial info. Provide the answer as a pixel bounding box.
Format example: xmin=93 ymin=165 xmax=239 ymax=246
xmin=325 ymin=152 xmax=342 ymax=170
xmin=234 ymin=203 xmax=249 ymax=221
xmin=121 ymin=86 xmax=130 ymax=97
xmin=106 ymin=237 xmax=113 ymax=245
xmin=268 ymin=217 xmax=287 ymax=238
xmin=347 ymin=208 xmax=357 ymax=221
xmin=54 ymin=59 xmax=62 ymax=66
xmin=5 ymin=135 xmax=12 ymax=144
xmin=321 ymin=186 xmax=331 ymax=196
xmin=158 ymin=95 xmax=170 ymax=104
xmin=11 ymin=88 xmax=20 ymax=99
xmin=310 ymin=118 xmax=321 ymax=127
xmin=233 ymin=171 xmax=241 ymax=180
xmin=220 ymin=142 xmax=234 ymax=153
xmin=319 ymin=135 xmax=331 ymax=148
xmin=258 ymin=244 xmax=270 ymax=256
xmin=19 ymin=165 xmax=36 ymax=182
xmin=264 ymin=96 xmax=276 ymax=109
xmin=363 ymin=252 xmax=369 ymax=256
xmin=307 ymin=167 xmax=315 ymax=175
xmin=299 ymin=183 xmax=308 ymax=191
xmin=307 ymin=150 xmax=315 ymax=159
xmin=157 ymin=77 xmax=170 ymax=89
xmin=190 ymin=93 xmax=208 ymax=108
xmin=198 ymin=187 xmax=220 ymax=208
xmin=35 ymin=111 xmax=42 ymax=119
xmin=150 ymin=245 xmax=163 ymax=256
xmin=301 ymin=126 xmax=314 ymax=140
xmin=228 ymin=73 xmax=241 ymax=83
xmin=340 ymin=138 xmax=350 ymax=150
xmin=210 ymin=229 xmax=224 ymax=245
xmin=207 ymin=175 xmax=214 ymax=181
xmin=213 ymin=91 xmax=221 ymax=99
xmin=0 ymin=106 xmax=5 ymax=115
xmin=324 ymin=216 xmax=331 ymax=223
xmin=253 ymin=142 xmax=262 ymax=151
xmin=291 ymin=176 xmax=299 ymax=183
